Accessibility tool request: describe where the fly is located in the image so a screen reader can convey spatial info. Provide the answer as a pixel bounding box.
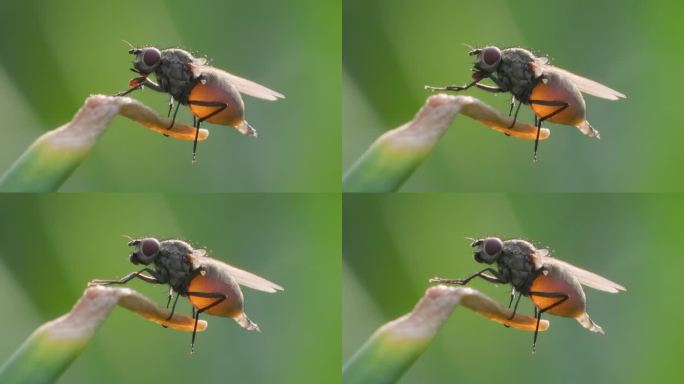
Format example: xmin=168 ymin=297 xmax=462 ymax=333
xmin=117 ymin=44 xmax=284 ymax=162
xmin=426 ymin=46 xmax=625 ymax=161
xmin=90 ymin=237 xmax=283 ymax=353
xmin=430 ymin=237 xmax=625 ymax=352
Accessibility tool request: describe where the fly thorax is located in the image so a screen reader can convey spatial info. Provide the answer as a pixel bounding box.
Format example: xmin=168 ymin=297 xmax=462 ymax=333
xmin=498 ymin=247 xmax=536 ymax=291
xmin=157 ymin=50 xmax=199 ymax=102
xmin=498 ymin=49 xmax=538 ymax=102
xmin=156 ymin=241 xmax=195 ymax=291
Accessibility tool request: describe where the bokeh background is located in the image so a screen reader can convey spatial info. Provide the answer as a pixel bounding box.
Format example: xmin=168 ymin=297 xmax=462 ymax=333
xmin=0 ymin=193 xmax=341 ymax=383
xmin=343 ymin=0 xmax=682 ymax=191
xmin=0 ymin=0 xmax=340 ymax=192
xmin=344 ymin=193 xmax=681 ymax=383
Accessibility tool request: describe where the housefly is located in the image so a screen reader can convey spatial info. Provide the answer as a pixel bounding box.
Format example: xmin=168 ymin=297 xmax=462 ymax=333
xmin=426 ymin=46 xmax=625 ymax=161
xmin=430 ymin=237 xmax=625 ymax=352
xmin=90 ymin=237 xmax=283 ymax=353
xmin=116 ymin=45 xmax=284 ymax=162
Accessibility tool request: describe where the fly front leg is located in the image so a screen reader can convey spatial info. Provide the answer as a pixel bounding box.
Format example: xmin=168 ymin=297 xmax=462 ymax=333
xmin=528 ymin=99 xmax=568 ymax=162
xmin=426 ymin=78 xmax=505 ymax=94
xmin=186 ymin=99 xmax=228 ymax=162
xmin=185 ymin=291 xmax=227 ymax=353
xmin=115 ymin=83 xmax=144 ymax=97
xmin=89 ymin=268 xmax=164 ymax=286
xmin=430 ymin=268 xmax=505 ymax=286
xmin=115 ymin=77 xmax=167 ymax=97
xmin=527 ymin=291 xmax=569 ymax=353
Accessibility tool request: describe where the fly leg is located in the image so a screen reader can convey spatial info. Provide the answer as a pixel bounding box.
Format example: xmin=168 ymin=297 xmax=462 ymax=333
xmin=165 ymin=287 xmax=174 ymax=308
xmin=527 ymin=291 xmax=569 ymax=353
xmin=185 ymin=291 xmax=226 ymax=354
xmin=430 ymin=268 xmax=505 ymax=285
xmin=89 ymin=268 xmax=164 ymax=286
xmin=500 ymin=289 xmax=524 ymax=328
xmin=507 ymin=287 xmax=516 ymax=308
xmin=508 ymin=99 xmax=522 ymax=129
xmin=165 ymin=97 xmax=181 ymax=133
xmin=162 ymin=290 xmax=182 ymax=327
xmin=527 ymin=99 xmax=568 ymax=162
xmin=425 ymin=78 xmax=480 ymax=92
xmin=426 ymin=78 xmax=504 ymax=94
xmin=508 ymin=97 xmax=516 ymax=116
xmin=186 ymin=100 xmax=228 ymax=162
xmin=115 ymin=83 xmax=143 ymax=97
xmin=115 ymin=76 xmax=166 ymax=97
xmin=167 ymin=96 xmax=175 ymax=117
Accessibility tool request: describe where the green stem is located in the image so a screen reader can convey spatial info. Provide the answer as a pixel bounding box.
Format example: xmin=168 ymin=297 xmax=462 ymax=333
xmin=0 ymin=95 xmax=208 ymax=192
xmin=342 ymin=95 xmax=550 ymax=192
xmin=0 ymin=286 xmax=205 ymax=383
xmin=342 ymin=286 xmax=548 ymax=384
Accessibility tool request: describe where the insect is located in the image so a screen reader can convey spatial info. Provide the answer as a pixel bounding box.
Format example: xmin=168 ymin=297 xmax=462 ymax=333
xmin=116 ymin=44 xmax=284 ymax=162
xmin=425 ymin=46 xmax=625 ymax=161
xmin=430 ymin=237 xmax=625 ymax=352
xmin=89 ymin=237 xmax=283 ymax=352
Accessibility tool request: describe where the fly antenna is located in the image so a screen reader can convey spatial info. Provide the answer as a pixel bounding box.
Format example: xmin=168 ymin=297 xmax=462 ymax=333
xmin=121 ymin=234 xmax=135 ymax=242
xmin=462 ymin=42 xmax=476 ymax=51
xmin=122 ymin=39 xmax=136 ymax=49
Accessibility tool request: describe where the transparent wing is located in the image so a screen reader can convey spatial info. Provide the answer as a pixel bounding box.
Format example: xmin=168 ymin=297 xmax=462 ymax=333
xmin=538 ymin=251 xmax=626 ymax=293
xmin=222 ymin=70 xmax=284 ymax=100
xmin=543 ymin=65 xmax=626 ymax=100
xmin=193 ymin=251 xmax=283 ymax=293
xmin=220 ymin=262 xmax=284 ymax=292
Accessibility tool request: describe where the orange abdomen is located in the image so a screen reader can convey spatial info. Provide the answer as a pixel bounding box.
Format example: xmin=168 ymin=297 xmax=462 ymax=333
xmin=188 ymin=82 xmax=245 ymax=127
xmin=529 ymin=73 xmax=586 ymax=126
xmin=187 ymin=273 xmax=244 ymax=318
xmin=529 ymin=268 xmax=586 ymax=319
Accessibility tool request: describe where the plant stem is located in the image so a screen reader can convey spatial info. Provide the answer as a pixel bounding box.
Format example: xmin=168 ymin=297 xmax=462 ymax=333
xmin=0 ymin=95 xmax=208 ymax=192
xmin=0 ymin=286 xmax=206 ymax=383
xmin=342 ymin=95 xmax=550 ymax=192
xmin=342 ymin=286 xmax=548 ymax=384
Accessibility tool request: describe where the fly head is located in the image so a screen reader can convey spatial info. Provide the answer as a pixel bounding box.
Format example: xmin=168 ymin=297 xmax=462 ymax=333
xmin=129 ymin=46 xmax=161 ymax=75
xmin=128 ymin=237 xmax=161 ymax=265
xmin=471 ymin=236 xmax=504 ymax=264
xmin=469 ymin=46 xmax=502 ymax=78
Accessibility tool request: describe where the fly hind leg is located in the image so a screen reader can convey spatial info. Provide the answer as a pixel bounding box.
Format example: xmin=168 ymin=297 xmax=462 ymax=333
xmin=527 ymin=291 xmax=569 ymax=353
xmin=527 ymin=99 xmax=568 ymax=162
xmin=185 ymin=100 xmax=227 ymax=162
xmin=185 ymin=291 xmax=226 ymax=353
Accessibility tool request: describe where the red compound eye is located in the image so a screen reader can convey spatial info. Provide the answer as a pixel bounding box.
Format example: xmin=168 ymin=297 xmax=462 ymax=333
xmin=482 ymin=47 xmax=501 ymax=66
xmin=143 ymin=48 xmax=161 ymax=67
xmin=483 ymin=237 xmax=503 ymax=257
xmin=140 ymin=238 xmax=160 ymax=258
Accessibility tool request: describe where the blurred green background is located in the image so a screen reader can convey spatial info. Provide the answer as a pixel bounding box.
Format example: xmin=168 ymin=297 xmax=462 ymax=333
xmin=0 ymin=193 xmax=340 ymax=383
xmin=344 ymin=193 xmax=680 ymax=383
xmin=343 ymin=0 xmax=682 ymax=191
xmin=0 ymin=0 xmax=340 ymax=192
